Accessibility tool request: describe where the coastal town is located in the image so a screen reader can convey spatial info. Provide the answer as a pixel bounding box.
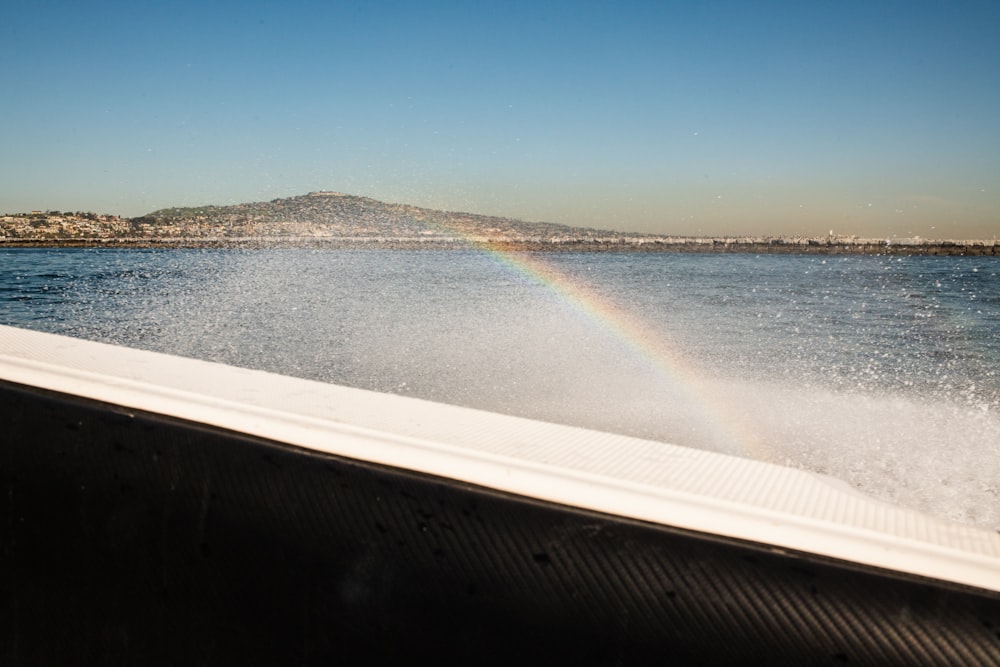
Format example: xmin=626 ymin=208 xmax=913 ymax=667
xmin=2 ymin=192 xmax=997 ymax=255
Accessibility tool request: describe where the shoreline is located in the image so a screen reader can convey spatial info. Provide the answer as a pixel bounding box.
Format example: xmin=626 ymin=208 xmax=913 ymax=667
xmin=1 ymin=236 xmax=998 ymax=255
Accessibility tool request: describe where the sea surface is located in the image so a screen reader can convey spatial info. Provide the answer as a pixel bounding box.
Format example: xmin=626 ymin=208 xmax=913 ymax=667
xmin=2 ymin=247 xmax=999 ymax=529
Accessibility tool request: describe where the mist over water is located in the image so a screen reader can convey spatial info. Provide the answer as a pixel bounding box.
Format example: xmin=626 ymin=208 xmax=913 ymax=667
xmin=2 ymin=248 xmax=999 ymax=530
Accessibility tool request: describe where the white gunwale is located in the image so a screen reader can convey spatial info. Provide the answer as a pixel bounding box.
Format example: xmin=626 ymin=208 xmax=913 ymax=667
xmin=2 ymin=323 xmax=999 ymax=593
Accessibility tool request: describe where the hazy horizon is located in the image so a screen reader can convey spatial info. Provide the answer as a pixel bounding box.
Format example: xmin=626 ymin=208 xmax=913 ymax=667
xmin=3 ymin=1 xmax=998 ymax=239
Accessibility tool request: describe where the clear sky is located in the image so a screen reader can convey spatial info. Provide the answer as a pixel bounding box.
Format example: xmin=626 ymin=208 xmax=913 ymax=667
xmin=3 ymin=0 xmax=998 ymax=238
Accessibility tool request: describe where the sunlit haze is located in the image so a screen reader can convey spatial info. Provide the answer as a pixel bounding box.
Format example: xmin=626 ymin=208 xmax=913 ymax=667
xmin=2 ymin=1 xmax=998 ymax=238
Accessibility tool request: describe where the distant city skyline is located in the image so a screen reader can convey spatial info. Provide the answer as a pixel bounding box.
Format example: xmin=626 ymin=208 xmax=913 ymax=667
xmin=2 ymin=1 xmax=998 ymax=239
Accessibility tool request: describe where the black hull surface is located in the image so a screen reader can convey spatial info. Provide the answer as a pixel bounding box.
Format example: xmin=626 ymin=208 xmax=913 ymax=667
xmin=3 ymin=378 xmax=999 ymax=666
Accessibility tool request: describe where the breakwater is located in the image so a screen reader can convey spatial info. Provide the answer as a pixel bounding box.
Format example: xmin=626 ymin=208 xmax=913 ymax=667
xmin=1 ymin=235 xmax=997 ymax=255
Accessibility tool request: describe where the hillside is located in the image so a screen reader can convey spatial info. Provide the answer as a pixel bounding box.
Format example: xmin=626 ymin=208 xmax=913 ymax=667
xmin=2 ymin=193 xmax=996 ymax=255
xmin=130 ymin=191 xmax=616 ymax=241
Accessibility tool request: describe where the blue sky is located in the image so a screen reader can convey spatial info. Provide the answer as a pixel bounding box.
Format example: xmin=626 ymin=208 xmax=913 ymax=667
xmin=3 ymin=0 xmax=998 ymax=237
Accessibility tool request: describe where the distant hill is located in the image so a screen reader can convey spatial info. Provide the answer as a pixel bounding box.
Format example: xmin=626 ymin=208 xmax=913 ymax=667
xmin=131 ymin=191 xmax=618 ymax=240
xmin=2 ymin=192 xmax=996 ymax=255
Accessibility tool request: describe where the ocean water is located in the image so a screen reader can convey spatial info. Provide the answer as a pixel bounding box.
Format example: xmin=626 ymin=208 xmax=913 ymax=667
xmin=2 ymin=247 xmax=999 ymax=529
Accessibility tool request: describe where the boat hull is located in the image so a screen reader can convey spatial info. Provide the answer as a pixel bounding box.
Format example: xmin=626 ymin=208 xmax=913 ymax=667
xmin=3 ymin=378 xmax=999 ymax=666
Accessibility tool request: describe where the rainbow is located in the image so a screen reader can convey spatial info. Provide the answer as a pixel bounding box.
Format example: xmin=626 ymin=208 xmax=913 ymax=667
xmin=470 ymin=241 xmax=771 ymax=461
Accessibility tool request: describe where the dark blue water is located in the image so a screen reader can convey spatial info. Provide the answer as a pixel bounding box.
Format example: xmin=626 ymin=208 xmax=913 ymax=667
xmin=2 ymin=247 xmax=999 ymax=528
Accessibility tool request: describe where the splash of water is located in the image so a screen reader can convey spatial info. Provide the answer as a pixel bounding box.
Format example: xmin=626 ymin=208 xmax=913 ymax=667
xmin=478 ymin=246 xmax=772 ymax=460
xmin=456 ymin=248 xmax=1000 ymax=530
xmin=9 ymin=248 xmax=997 ymax=530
